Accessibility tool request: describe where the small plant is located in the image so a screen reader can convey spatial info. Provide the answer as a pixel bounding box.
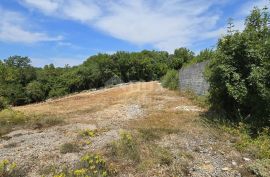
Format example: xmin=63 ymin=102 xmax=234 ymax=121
xmin=80 ymin=129 xmax=96 ymax=138
xmin=53 ymin=153 xmax=115 ymax=177
xmin=60 ymin=142 xmax=80 ymax=154
xmin=0 ymin=160 xmax=17 ymax=177
xmin=110 ymin=131 xmax=141 ymax=162
xmin=248 ymin=159 xmax=270 ymax=177
xmin=154 ymin=147 xmax=173 ymax=166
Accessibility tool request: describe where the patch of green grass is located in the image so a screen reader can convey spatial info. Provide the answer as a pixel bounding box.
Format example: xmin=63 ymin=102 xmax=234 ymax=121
xmin=60 ymin=142 xmax=80 ymax=154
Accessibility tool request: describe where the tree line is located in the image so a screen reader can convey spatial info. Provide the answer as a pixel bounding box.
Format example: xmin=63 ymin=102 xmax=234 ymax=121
xmin=0 ymin=48 xmax=211 ymax=108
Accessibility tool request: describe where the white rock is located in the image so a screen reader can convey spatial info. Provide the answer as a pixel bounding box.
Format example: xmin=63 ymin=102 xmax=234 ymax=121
xmin=232 ymin=161 xmax=237 ymax=166
xmin=243 ymin=157 xmax=251 ymax=161
xmin=222 ymin=167 xmax=230 ymax=171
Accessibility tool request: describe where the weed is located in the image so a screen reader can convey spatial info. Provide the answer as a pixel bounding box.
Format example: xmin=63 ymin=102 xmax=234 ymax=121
xmin=60 ymin=142 xmax=80 ymax=154
xmin=110 ymin=131 xmax=140 ymax=163
xmin=248 ymin=159 xmax=270 ymax=177
xmin=80 ymin=129 xmax=96 ymax=138
xmin=154 ymin=147 xmax=174 ymax=166
xmin=53 ymin=153 xmax=116 ymax=177
xmin=0 ymin=159 xmax=26 ymax=177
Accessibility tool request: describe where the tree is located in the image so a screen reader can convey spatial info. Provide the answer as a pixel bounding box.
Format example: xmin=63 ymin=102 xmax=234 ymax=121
xmin=26 ymin=81 xmax=45 ymax=103
xmin=206 ymin=7 xmax=270 ymax=128
xmin=170 ymin=48 xmax=194 ymax=69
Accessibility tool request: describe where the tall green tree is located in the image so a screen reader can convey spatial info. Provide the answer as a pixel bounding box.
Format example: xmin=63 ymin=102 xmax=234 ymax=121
xmin=207 ymin=7 xmax=270 ymax=128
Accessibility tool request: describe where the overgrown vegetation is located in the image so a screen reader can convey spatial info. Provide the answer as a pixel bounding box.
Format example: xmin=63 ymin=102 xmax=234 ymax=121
xmin=206 ymin=7 xmax=270 ymax=129
xmin=161 ymin=70 xmax=179 ymax=90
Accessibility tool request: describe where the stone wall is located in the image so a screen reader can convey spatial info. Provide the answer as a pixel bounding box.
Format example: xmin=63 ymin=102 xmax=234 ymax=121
xmin=179 ymin=61 xmax=209 ymax=95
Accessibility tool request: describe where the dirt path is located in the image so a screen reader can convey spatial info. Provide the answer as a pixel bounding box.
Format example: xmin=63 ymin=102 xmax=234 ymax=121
xmin=0 ymin=82 xmax=254 ymax=176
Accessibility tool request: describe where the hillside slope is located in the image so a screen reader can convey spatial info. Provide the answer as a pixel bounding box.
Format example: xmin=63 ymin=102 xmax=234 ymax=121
xmin=0 ymin=82 xmax=255 ymax=176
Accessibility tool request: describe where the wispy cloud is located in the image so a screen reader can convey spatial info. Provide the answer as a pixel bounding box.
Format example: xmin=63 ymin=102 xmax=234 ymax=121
xmin=19 ymin=0 xmax=269 ymax=52
xmin=21 ymin=0 xmax=226 ymax=52
xmin=0 ymin=7 xmax=63 ymax=43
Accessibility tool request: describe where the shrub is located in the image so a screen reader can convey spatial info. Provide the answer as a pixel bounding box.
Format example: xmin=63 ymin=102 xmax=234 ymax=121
xmin=0 ymin=109 xmax=27 ymax=126
xmin=206 ymin=7 xmax=270 ymax=128
xmin=161 ymin=70 xmax=179 ymax=90
xmin=80 ymin=129 xmax=96 ymax=138
xmin=155 ymin=147 xmax=173 ymax=166
xmin=30 ymin=116 xmax=64 ymax=129
xmin=52 ymin=153 xmax=115 ymax=177
xmin=248 ymin=159 xmax=270 ymax=177
xmin=0 ymin=97 xmax=8 ymax=111
xmin=110 ymin=132 xmax=140 ymax=162
xmin=0 ymin=159 xmax=26 ymax=177
xmin=60 ymin=142 xmax=80 ymax=154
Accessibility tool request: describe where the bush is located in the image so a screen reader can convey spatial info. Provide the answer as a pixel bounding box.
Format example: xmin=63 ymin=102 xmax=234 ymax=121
xmin=0 ymin=97 xmax=8 ymax=111
xmin=60 ymin=142 xmax=80 ymax=154
xmin=52 ymin=153 xmax=115 ymax=177
xmin=110 ymin=132 xmax=140 ymax=162
xmin=248 ymin=159 xmax=270 ymax=177
xmin=206 ymin=7 xmax=270 ymax=128
xmin=26 ymin=81 xmax=45 ymax=103
xmin=161 ymin=70 xmax=179 ymax=90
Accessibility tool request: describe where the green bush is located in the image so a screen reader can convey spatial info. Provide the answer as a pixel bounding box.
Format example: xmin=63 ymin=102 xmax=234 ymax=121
xmin=206 ymin=7 xmax=270 ymax=128
xmin=161 ymin=70 xmax=179 ymax=90
xmin=0 ymin=97 xmax=8 ymax=111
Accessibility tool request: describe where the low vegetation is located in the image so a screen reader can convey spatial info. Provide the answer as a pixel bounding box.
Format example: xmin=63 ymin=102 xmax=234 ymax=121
xmin=206 ymin=7 xmax=270 ymax=129
xmin=49 ymin=154 xmax=116 ymax=177
xmin=0 ymin=159 xmax=26 ymax=177
xmin=110 ymin=132 xmax=141 ymax=163
xmin=161 ymin=69 xmax=179 ymax=90
xmin=0 ymin=109 xmax=64 ymax=136
xmin=60 ymin=142 xmax=80 ymax=154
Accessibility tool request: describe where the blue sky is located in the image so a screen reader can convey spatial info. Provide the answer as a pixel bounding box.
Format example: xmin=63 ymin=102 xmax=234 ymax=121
xmin=0 ymin=0 xmax=269 ymax=67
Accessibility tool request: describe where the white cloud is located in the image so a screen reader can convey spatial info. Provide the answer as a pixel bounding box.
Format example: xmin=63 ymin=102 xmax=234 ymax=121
xmin=0 ymin=8 xmax=62 ymax=43
xmin=21 ymin=0 xmax=101 ymax=22
xmin=20 ymin=0 xmax=231 ymax=52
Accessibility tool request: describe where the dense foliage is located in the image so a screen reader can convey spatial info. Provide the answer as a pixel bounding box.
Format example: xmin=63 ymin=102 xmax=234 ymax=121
xmin=207 ymin=7 xmax=270 ymax=128
xmin=0 ymin=48 xmax=198 ymax=107
xmin=161 ymin=70 xmax=179 ymax=90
